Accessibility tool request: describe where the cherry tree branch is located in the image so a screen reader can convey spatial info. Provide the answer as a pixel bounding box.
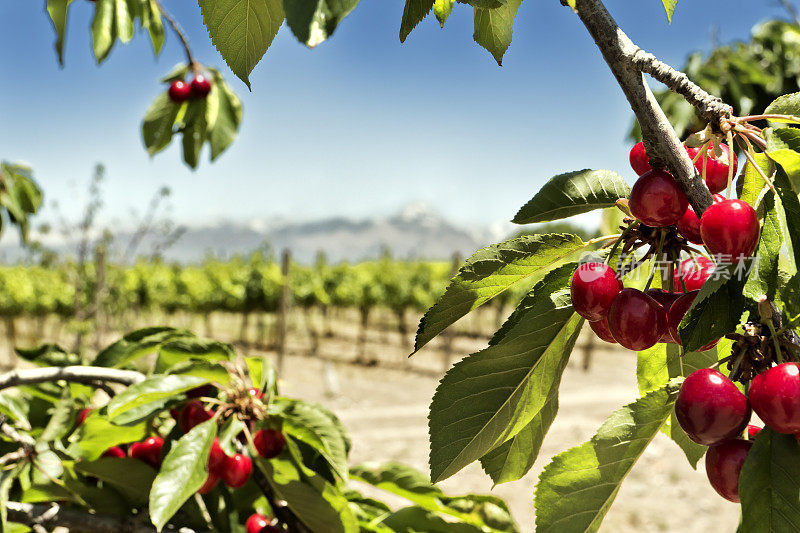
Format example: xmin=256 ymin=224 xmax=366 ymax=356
xmin=152 ymin=0 xmax=197 ymax=67
xmin=250 ymin=464 xmax=311 ymax=533
xmin=0 ymin=366 xmax=145 ymax=392
xmin=568 ymin=0 xmax=716 ymax=215
xmin=6 ymin=501 xmax=206 ymax=533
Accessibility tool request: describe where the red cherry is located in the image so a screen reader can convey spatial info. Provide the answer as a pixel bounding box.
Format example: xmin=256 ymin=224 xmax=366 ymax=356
xmin=187 ymin=385 xmax=215 ymax=398
xmin=208 ymin=438 xmax=228 ymax=475
xmin=673 ymin=256 xmax=715 ymax=293
xmin=246 ymin=514 xmax=272 ymax=533
xmin=247 ymin=387 xmax=264 ymax=400
xmin=629 ymin=141 xmax=652 ymax=176
xmin=646 ymin=289 xmax=681 ymax=343
xmin=747 ymin=424 xmax=762 ymax=440
xmin=700 ymin=199 xmax=760 ymax=261
xmin=629 ymin=169 xmax=688 ymax=227
xmin=589 ymin=317 xmax=616 ymax=344
xmin=168 ymin=80 xmax=191 ymax=103
xmin=606 ymin=288 xmax=667 ymax=351
xmin=686 ymin=143 xmax=738 ymax=194
xmin=101 ymin=446 xmax=126 ymax=458
xmin=180 ymin=401 xmax=213 ymax=433
xmin=570 ymin=263 xmax=622 ymax=322
xmin=77 ymin=408 xmax=92 ymax=426
xmin=221 ymin=453 xmax=252 ymax=488
xmin=705 ymin=439 xmax=752 ymax=502
xmin=253 ymin=429 xmax=286 ymax=459
xmin=677 ymin=194 xmax=725 ymax=245
xmin=190 ymin=75 xmax=212 ymax=99
xmin=666 ymin=291 xmax=718 ymax=350
xmin=675 ymin=368 xmax=750 ymax=445
xmin=129 ymin=436 xmax=164 ymax=469
xmin=198 ymin=471 xmax=219 ymax=494
xmin=749 ymin=362 xmax=800 ymax=434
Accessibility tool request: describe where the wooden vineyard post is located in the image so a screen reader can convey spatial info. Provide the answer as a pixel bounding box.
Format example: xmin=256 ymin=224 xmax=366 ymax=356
xmin=441 ymin=252 xmax=462 ymax=373
xmin=276 ymin=249 xmax=291 ymax=375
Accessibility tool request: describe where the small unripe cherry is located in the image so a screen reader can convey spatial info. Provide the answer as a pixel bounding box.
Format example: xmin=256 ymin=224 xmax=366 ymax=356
xmin=221 ymin=453 xmax=252 ymax=488
xmin=129 ymin=436 xmax=164 ymax=469
xmin=246 ymin=513 xmax=272 ymax=533
xmin=198 ymin=472 xmax=219 ymax=494
xmin=705 ymin=438 xmax=752 ymax=502
xmin=168 ymin=80 xmax=192 ymax=103
xmin=190 ymin=75 xmax=212 ymax=99
xmin=749 ymin=362 xmax=800 ymax=434
xmin=254 ymin=429 xmax=286 ymax=459
xmin=101 ymin=446 xmax=126 ymax=458
xmin=629 ymin=169 xmax=688 ymax=227
xmin=605 ymin=288 xmax=667 ymax=351
xmin=589 ymin=317 xmax=616 ymax=344
xmin=686 ymin=143 xmax=738 ymax=194
xmin=700 ymin=199 xmax=760 ymax=261
xmin=673 ymin=256 xmax=715 ymax=293
xmin=570 ymin=262 xmax=622 ymax=322
xmin=675 ymin=368 xmax=750 ymax=445
xmin=629 ymin=141 xmax=652 ymax=176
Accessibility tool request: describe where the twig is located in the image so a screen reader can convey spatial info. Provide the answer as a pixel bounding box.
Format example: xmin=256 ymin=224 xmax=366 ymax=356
xmin=568 ymin=0 xmax=715 ymax=216
xmin=6 ymin=501 xmax=203 ymax=533
xmin=250 ymin=463 xmax=311 ymax=533
xmin=152 ymin=0 xmax=197 ymax=67
xmin=0 ymin=366 xmax=145 ymax=393
xmin=0 ymin=418 xmax=35 ymax=449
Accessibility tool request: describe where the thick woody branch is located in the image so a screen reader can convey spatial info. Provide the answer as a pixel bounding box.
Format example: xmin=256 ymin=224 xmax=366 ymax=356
xmin=0 ymin=366 xmax=145 ymax=393
xmin=6 ymin=501 xmax=204 ymax=533
xmin=570 ymin=0 xmax=715 ymax=215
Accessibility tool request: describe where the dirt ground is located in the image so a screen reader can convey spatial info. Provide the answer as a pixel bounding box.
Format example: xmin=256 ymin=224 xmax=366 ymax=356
xmin=277 ymin=326 xmax=741 ymax=533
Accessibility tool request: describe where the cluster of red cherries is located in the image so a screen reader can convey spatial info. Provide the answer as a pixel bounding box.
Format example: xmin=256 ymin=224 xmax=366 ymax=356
xmin=676 ymin=362 xmax=800 ymax=504
xmin=167 ymin=74 xmax=212 ymax=104
xmin=571 ymin=140 xmax=760 ymax=351
xmin=77 ymin=384 xmax=285 ymax=532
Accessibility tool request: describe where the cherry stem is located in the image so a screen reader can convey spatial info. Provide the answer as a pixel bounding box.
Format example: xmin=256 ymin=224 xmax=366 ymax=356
xmin=726 ymin=129 xmax=735 ymax=200
xmin=736 ymin=137 xmax=779 ymax=197
xmin=644 ymin=231 xmax=666 ymax=291
xmin=739 ymin=114 xmax=800 ymax=123
xmin=152 ymin=0 xmax=198 ymax=68
xmin=765 ymin=318 xmax=785 ymax=365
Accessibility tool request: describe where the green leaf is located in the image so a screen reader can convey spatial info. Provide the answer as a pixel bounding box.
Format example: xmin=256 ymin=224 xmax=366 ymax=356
xmin=739 ymin=428 xmax=800 ymax=532
xmin=413 ymin=233 xmax=588 ymax=352
xmin=198 ymin=0 xmax=284 ymax=88
xmin=512 ymin=169 xmax=630 ymax=225
xmin=38 ymin=391 xmax=73 ymax=444
xmin=765 ymin=128 xmax=800 ymax=188
xmin=206 ymin=69 xmax=243 ymax=161
xmin=473 ymin=0 xmax=522 ymax=66
xmin=661 ymin=0 xmax=676 ymax=22
xmin=636 ymin=343 xmax=715 ymax=467
xmin=182 ymin=100 xmax=208 ymax=170
xmin=399 ymin=0 xmax=434 ymax=42
xmin=93 ymin=327 xmax=192 ymax=367
xmin=534 ymin=380 xmax=682 ymax=533
xmin=0 ymin=464 xmax=23 ymax=531
xmin=149 ymin=419 xmax=217 ymax=531
xmin=0 ymin=394 xmax=29 ymax=428
xmin=433 ymin=0 xmax=454 ymax=27
xmin=68 ymin=416 xmax=147 ymax=461
xmin=737 ymin=151 xmax=771 ymax=206
xmin=283 ymin=0 xmax=359 ymax=48
xmin=141 ymin=92 xmax=182 ymax=156
xmin=257 ymin=449 xmax=359 ymax=533
xmin=383 ymin=506 xmax=484 ymax=532
xmin=678 ymin=263 xmax=754 ymax=352
xmin=107 ymin=375 xmax=208 ymax=422
xmin=114 ymin=0 xmax=134 ymax=43
xmin=479 ymin=391 xmax=557 ymax=484
xmin=75 ymin=457 xmax=157 ymax=506
xmin=743 ymin=187 xmax=783 ymax=301
xmin=16 ymin=344 xmax=79 ymax=367
xmin=46 ymin=0 xmax=73 ymax=66
xmin=276 ymin=398 xmax=350 ymax=481
xmin=764 ymin=92 xmax=800 ymax=119
xmin=350 ymin=462 xmax=443 ymax=510
xmin=772 ymin=163 xmax=800 ymax=270
xmin=428 ymin=264 xmax=584 ymax=482
xmin=144 ymin=0 xmax=165 ymax=54
xmin=91 ymin=0 xmax=117 ymax=62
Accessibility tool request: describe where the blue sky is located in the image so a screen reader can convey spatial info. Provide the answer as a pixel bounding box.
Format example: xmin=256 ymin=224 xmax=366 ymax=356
xmin=0 ymin=1 xmax=791 ymax=234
